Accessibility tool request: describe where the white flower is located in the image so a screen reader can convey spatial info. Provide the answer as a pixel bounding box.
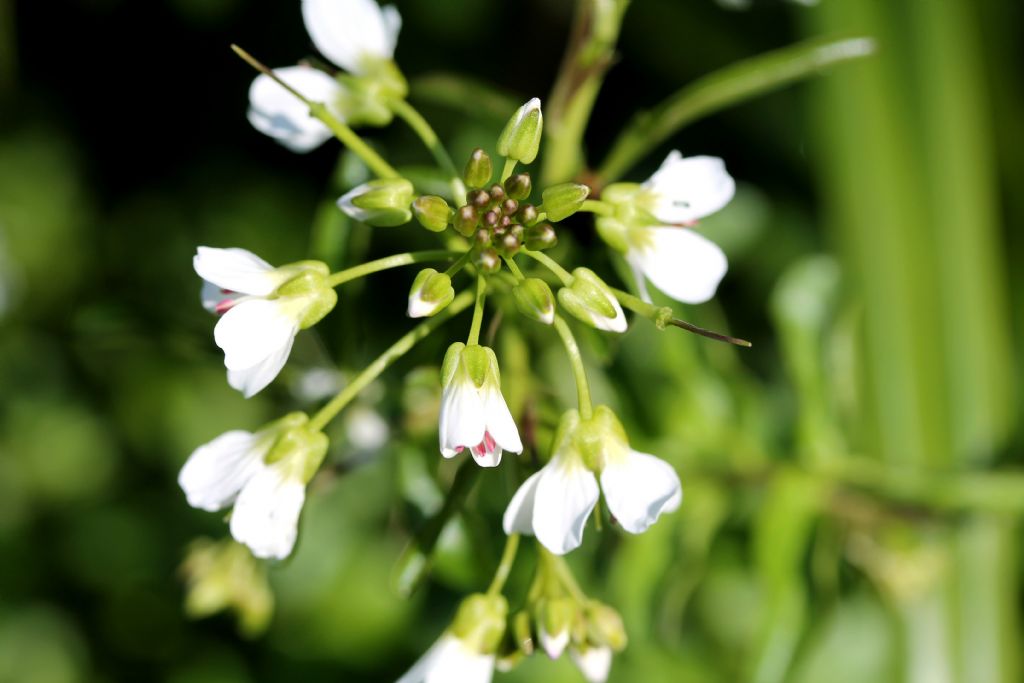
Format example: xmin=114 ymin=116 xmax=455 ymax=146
xmin=194 ymin=247 xmax=335 ymax=397
xmin=248 ymin=0 xmax=402 ymax=151
xmin=179 ymin=414 xmax=326 ymax=560
xmin=571 ymin=646 xmax=613 ymax=683
xmin=503 ymin=407 xmax=681 ymax=555
xmin=302 ymin=0 xmax=401 ymax=76
xmin=397 ymin=633 xmax=495 ymax=683
xmin=627 ymin=151 xmax=733 ymax=304
xmin=438 ymin=343 xmax=523 ymax=468
xmin=540 ymin=626 xmax=570 ymax=660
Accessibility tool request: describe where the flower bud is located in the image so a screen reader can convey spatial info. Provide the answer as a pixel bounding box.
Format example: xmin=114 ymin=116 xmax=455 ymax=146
xmin=512 ymin=609 xmax=535 ymax=656
xmin=525 ymin=223 xmax=558 ymax=251
xmin=557 ymin=268 xmax=627 ymax=333
xmin=517 ymin=203 xmax=539 ymax=225
xmin=464 ymin=148 xmax=493 ymax=188
xmin=275 ymin=262 xmax=337 ymax=329
xmin=469 ymin=188 xmax=491 ymax=208
xmin=450 ymin=593 xmax=509 ymax=654
xmin=412 ymin=195 xmax=451 ymax=232
xmin=337 ymin=178 xmax=414 ymax=227
xmin=454 ymin=205 xmax=478 ymax=237
xmin=538 ymin=597 xmax=576 ymax=659
xmin=475 ymin=247 xmax=501 ymax=274
xmin=181 ymin=538 xmax=273 ymax=637
xmin=497 ymin=97 xmax=543 ymax=164
xmin=542 ymin=182 xmax=590 ymax=222
xmin=585 ymin=601 xmax=628 ymax=652
xmin=504 ymin=172 xmax=532 ymax=201
xmin=407 ymin=268 xmax=455 ymax=318
xmin=513 ymin=278 xmax=555 ymax=325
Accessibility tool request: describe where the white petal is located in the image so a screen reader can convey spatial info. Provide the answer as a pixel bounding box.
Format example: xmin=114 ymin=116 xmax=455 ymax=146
xmin=502 ymin=470 xmax=543 ymax=536
xmin=200 ymin=280 xmax=248 ymax=315
xmin=380 ymin=4 xmax=402 ymax=54
xmin=630 ymin=227 xmax=728 ymax=305
xmin=337 ymin=181 xmax=375 ymax=222
xmin=600 ymin=450 xmax=681 ymax=535
xmin=540 ymin=628 xmax=569 ymax=660
xmin=468 ymin=435 xmax=503 ymax=468
xmin=407 ymin=290 xmax=434 ymax=318
xmin=423 ymin=635 xmax=494 ymax=683
xmin=533 ymin=460 xmax=599 ymax=555
xmin=229 ymin=464 xmax=306 ymax=560
xmin=438 ymin=383 xmax=486 ymax=458
xmin=178 ymin=430 xmax=265 ymax=511
xmin=644 ymin=152 xmax=735 ymax=223
xmin=627 ymin=256 xmax=653 ymax=305
xmin=302 ymin=0 xmax=399 ymax=74
xmin=214 ymin=299 xmax=299 ymax=372
xmin=227 ymin=333 xmax=296 ymax=398
xmin=247 ymin=66 xmax=341 ymax=153
xmin=571 ymin=646 xmax=613 ymax=683
xmin=397 ymin=635 xmax=445 ymax=683
xmin=591 ymin=296 xmax=628 ymax=333
xmin=193 ymin=246 xmax=280 ymax=296
xmin=483 ymin=388 xmax=523 ymax=455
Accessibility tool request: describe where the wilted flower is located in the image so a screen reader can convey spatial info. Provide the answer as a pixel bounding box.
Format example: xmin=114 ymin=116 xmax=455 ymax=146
xmin=248 ymin=0 xmax=404 ymax=151
xmin=503 ymin=406 xmax=681 ymax=554
xmin=599 ymin=151 xmax=734 ymax=304
xmin=178 ymin=412 xmax=327 ymax=559
xmin=439 ymin=343 xmax=523 ymax=467
xmin=195 ymin=246 xmax=336 ymax=397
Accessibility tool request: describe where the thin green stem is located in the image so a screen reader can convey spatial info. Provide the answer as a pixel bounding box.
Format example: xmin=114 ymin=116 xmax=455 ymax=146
xmin=466 ymin=275 xmax=487 ymax=345
xmin=553 ymin=314 xmax=593 ymax=419
xmin=326 ymin=250 xmax=459 ymax=287
xmin=500 ymin=158 xmax=517 ymax=183
xmin=502 ymin=255 xmax=526 ymax=281
xmin=522 ymin=249 xmax=574 ymax=287
xmin=231 ymin=45 xmax=399 ymax=180
xmin=540 ymin=546 xmax=587 ymax=602
xmin=390 ymin=98 xmax=467 ymax=205
xmin=443 ymin=251 xmax=472 ymax=278
xmin=308 ymin=289 xmax=473 ymax=432
xmin=611 ymin=286 xmax=752 ymax=347
xmin=486 ymin=533 xmax=521 ymax=596
xmin=579 ymin=199 xmax=614 ymax=216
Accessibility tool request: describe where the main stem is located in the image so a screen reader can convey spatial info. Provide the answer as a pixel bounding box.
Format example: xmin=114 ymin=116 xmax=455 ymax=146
xmin=326 ymin=250 xmax=459 ymax=287
xmin=466 ymin=275 xmax=487 ymax=345
xmin=231 ymin=45 xmax=399 ymax=180
xmin=553 ymin=315 xmax=593 ymax=419
xmin=486 ymin=533 xmax=521 ymax=596
xmin=308 ymin=289 xmax=474 ymax=432
xmin=390 ymin=98 xmax=467 ymax=206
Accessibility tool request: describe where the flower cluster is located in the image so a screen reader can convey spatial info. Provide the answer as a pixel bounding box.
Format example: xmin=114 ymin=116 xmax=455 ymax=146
xmin=178 ymin=0 xmax=742 ymax=679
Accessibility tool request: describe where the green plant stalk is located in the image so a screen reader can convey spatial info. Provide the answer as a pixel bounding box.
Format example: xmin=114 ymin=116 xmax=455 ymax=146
xmin=390 ymin=98 xmax=467 ymax=205
xmin=578 ymin=199 xmax=614 ymax=216
xmin=500 ymin=158 xmax=517 ymax=184
xmin=486 ymin=533 xmax=520 ymax=596
xmin=308 ymin=289 xmax=473 ymax=432
xmin=230 ymin=44 xmax=399 ymax=180
xmin=553 ymin=314 xmax=593 ymax=419
xmin=596 ymin=35 xmax=876 ymax=185
xmin=466 ymin=275 xmax=487 ymax=345
xmin=326 ymin=250 xmax=459 ymax=287
xmin=522 ymin=249 xmax=574 ymax=287
xmin=612 ymin=287 xmax=751 ymax=346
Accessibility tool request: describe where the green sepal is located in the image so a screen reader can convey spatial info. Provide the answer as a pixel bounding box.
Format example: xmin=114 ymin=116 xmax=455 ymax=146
xmin=513 ymin=278 xmax=555 ymax=325
xmin=541 ymin=182 xmax=590 ymax=222
xmin=450 ymin=593 xmax=509 ymax=654
xmin=497 ymin=98 xmax=543 ymax=164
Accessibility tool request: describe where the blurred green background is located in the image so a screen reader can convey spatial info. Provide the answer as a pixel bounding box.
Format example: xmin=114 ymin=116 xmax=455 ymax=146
xmin=1 ymin=0 xmax=1022 ymax=681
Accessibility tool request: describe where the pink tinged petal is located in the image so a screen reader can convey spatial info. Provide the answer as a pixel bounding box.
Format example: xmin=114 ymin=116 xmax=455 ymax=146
xmin=483 ymin=388 xmax=523 ymax=455
xmin=630 ymin=226 xmax=728 ymax=305
xmin=533 ymin=460 xmax=599 ymax=555
xmin=178 ymin=430 xmax=265 ymax=511
xmin=600 ymin=450 xmax=682 ymax=535
xmin=302 ymin=0 xmax=398 ymax=74
xmin=246 ymin=66 xmax=341 ymax=153
xmin=229 ymin=464 xmax=306 ymax=560
xmin=200 ymin=280 xmax=247 ymax=315
xmin=540 ymin=628 xmax=570 ymax=659
xmin=422 ymin=635 xmax=494 ymax=683
xmin=469 ymin=431 xmax=503 ymax=468
xmin=193 ymin=246 xmax=280 ymax=296
xmin=438 ymin=383 xmax=486 ymax=458
xmin=214 ymin=299 xmax=299 ymax=371
xmin=571 ymin=646 xmax=613 ymax=683
xmin=227 ymin=333 xmax=296 ymax=398
xmin=644 ymin=152 xmax=736 ymax=223
xmin=502 ymin=469 xmax=543 ymax=536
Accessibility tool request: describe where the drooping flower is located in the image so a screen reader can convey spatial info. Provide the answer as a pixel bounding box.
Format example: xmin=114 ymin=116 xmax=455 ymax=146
xmin=194 ymin=246 xmax=337 ymax=397
xmin=397 ymin=593 xmax=506 ymax=683
xmin=438 ymin=343 xmax=523 ymax=468
xmin=503 ymin=406 xmax=681 ymax=555
xmin=248 ymin=0 xmax=405 ymax=151
xmin=598 ymin=150 xmax=735 ymax=304
xmin=570 ymin=646 xmax=614 ymax=683
xmin=178 ymin=413 xmax=328 ymax=560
